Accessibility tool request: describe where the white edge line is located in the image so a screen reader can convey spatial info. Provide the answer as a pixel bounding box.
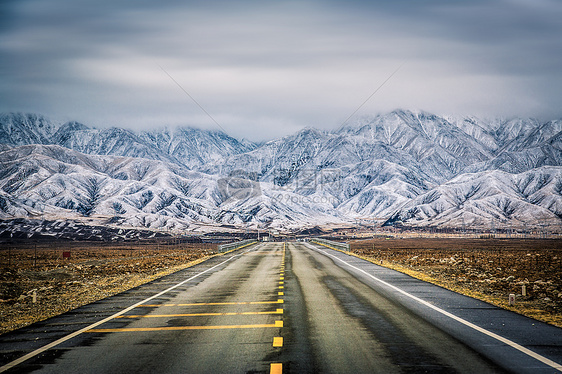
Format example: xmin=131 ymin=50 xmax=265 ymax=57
xmin=0 ymin=250 xmax=249 ymax=373
xmin=307 ymin=243 xmax=562 ymax=372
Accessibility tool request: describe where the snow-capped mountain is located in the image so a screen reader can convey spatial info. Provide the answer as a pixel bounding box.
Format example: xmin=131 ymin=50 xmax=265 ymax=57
xmin=139 ymin=127 xmax=256 ymax=169
xmin=1 ymin=110 xmax=561 ymax=232
xmin=0 ymin=113 xmax=60 ymax=146
xmin=0 ymin=113 xmax=255 ymax=169
xmin=387 ymin=167 xmax=562 ymax=228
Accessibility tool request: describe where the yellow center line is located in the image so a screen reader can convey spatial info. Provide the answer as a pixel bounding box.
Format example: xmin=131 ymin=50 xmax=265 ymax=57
xmin=270 ymin=363 xmax=282 ymax=374
xmin=139 ymin=300 xmax=284 ymax=307
xmin=273 ymin=337 xmax=283 ymax=347
xmin=88 ymin=321 xmax=283 ymax=333
xmin=116 ymin=309 xmax=284 ymax=318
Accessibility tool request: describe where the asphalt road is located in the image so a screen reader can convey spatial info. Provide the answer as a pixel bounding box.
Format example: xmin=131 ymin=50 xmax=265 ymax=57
xmin=1 ymin=242 xmax=561 ymax=373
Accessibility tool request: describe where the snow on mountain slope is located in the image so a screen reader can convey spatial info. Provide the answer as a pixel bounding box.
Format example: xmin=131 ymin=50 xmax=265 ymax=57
xmin=0 ymin=113 xmax=256 ymax=170
xmin=139 ymin=127 xmax=256 ymax=169
xmin=387 ymin=167 xmax=562 ymax=228
xmin=446 ymin=116 xmax=549 ymax=154
xmin=336 ymin=110 xmax=492 ymax=181
xmin=0 ymin=113 xmax=61 ymax=146
xmin=503 ymin=120 xmax=562 ymax=152
xmin=0 ymin=144 xmax=348 ymax=230
xmin=0 ymin=145 xmax=217 ymax=227
xmin=1 ymin=110 xmax=562 ymax=231
xmin=464 ymin=128 xmax=562 ymax=174
xmin=336 ymin=160 xmax=430 ymax=218
xmin=54 ymin=125 xmax=177 ymax=164
xmin=204 ymin=127 xmax=328 ymax=182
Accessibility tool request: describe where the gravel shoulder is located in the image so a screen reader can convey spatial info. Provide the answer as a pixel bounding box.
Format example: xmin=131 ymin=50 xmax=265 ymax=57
xmin=349 ymin=237 xmax=562 ymax=327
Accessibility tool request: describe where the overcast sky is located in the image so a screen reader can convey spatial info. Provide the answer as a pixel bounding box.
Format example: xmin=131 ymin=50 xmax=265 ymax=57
xmin=1 ymin=0 xmax=562 ymax=140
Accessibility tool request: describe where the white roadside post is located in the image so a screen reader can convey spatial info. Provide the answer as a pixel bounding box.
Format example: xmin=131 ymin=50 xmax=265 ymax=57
xmin=509 ymin=293 xmax=516 ymax=306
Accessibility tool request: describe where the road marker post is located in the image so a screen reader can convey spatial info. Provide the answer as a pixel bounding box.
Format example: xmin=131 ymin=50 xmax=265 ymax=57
xmin=509 ymin=294 xmax=515 ymax=306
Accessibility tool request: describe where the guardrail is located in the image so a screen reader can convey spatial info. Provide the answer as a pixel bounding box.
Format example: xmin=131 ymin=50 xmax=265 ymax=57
xmin=217 ymin=239 xmax=257 ymax=253
xmin=310 ymin=238 xmax=350 ymax=251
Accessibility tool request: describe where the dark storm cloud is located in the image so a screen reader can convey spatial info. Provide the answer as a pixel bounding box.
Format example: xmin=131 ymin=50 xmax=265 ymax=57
xmin=1 ymin=0 xmax=562 ymax=140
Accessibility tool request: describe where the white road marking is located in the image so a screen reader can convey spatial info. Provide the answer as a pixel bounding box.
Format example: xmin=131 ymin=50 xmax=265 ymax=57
xmin=0 ymin=249 xmax=253 ymax=373
xmin=307 ymin=243 xmax=562 ymax=372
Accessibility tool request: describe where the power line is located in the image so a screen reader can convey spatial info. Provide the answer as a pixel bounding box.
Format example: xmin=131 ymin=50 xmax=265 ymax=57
xmin=337 ymin=60 xmax=407 ymax=132
xmin=158 ymin=60 xmax=406 ymax=136
xmin=157 ymin=64 xmax=228 ymax=134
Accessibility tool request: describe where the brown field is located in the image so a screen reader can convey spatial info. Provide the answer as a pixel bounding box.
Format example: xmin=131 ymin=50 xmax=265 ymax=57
xmin=349 ymin=238 xmax=562 ymax=327
xmin=0 ymin=241 xmax=216 ymax=335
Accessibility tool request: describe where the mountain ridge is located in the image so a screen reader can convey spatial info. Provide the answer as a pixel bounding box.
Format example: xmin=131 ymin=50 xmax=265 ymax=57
xmin=1 ymin=110 xmax=561 ymax=232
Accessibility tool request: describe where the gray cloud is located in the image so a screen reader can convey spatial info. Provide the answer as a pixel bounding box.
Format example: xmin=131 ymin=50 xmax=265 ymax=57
xmin=1 ymin=0 xmax=562 ymax=140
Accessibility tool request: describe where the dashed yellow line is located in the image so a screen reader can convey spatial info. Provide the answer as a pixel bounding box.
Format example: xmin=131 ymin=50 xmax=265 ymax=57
xmin=270 ymin=363 xmax=282 ymax=374
xmin=273 ymin=337 xmax=283 ymax=347
xmin=88 ymin=321 xmax=283 ymax=333
xmin=272 ymin=245 xmax=286 ymax=372
xmin=116 ymin=309 xmax=283 ymax=319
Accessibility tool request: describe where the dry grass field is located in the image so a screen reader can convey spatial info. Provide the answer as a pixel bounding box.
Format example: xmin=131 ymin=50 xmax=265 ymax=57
xmin=0 ymin=241 xmax=216 ymax=335
xmin=350 ymin=238 xmax=562 ymax=327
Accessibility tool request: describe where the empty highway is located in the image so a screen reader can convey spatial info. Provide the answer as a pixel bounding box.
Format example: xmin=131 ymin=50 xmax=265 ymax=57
xmin=1 ymin=242 xmax=561 ymax=373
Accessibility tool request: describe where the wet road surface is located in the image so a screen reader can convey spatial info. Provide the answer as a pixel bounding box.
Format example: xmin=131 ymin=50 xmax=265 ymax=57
xmin=1 ymin=242 xmax=561 ymax=373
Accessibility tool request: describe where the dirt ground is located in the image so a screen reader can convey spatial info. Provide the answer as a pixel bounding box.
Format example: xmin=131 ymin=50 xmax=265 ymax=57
xmin=350 ymin=237 xmax=562 ymax=327
xmin=0 ymin=241 xmax=216 ymax=335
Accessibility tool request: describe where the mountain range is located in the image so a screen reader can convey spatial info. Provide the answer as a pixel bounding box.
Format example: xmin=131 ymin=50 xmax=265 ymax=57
xmin=1 ymin=110 xmax=561 ymax=233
